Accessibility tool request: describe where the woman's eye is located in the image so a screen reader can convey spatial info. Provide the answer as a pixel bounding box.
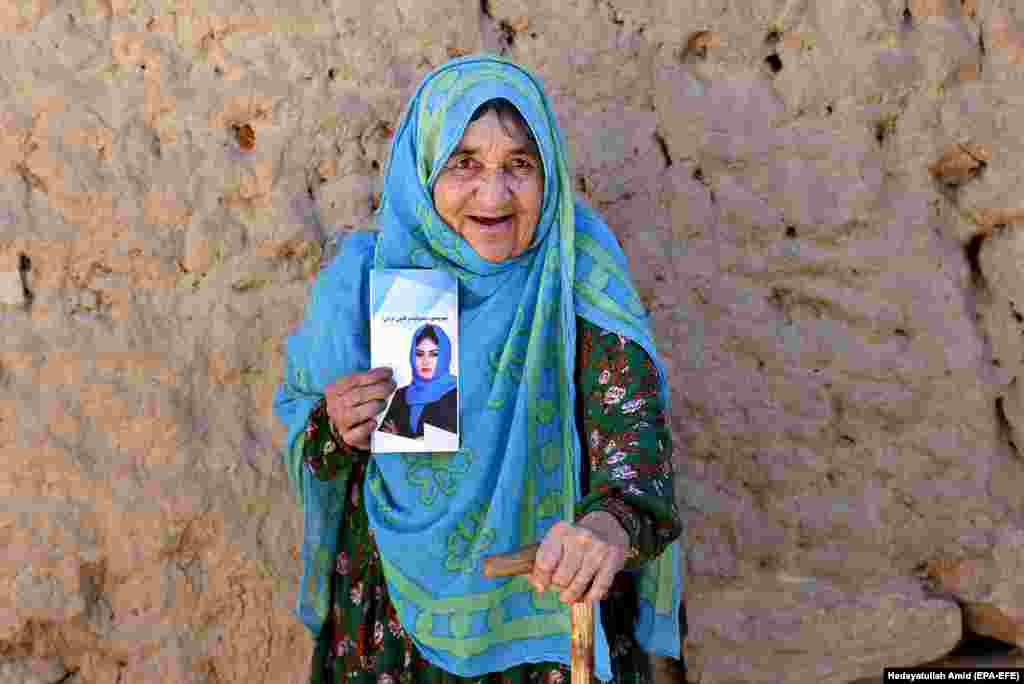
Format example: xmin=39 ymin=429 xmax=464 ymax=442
xmin=449 ymin=157 xmax=474 ymax=170
xmin=509 ymin=158 xmax=538 ymax=174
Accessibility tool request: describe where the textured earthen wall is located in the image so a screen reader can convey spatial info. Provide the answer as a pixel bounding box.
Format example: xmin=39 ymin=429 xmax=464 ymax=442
xmin=2 ymin=1 xmax=1024 ymax=683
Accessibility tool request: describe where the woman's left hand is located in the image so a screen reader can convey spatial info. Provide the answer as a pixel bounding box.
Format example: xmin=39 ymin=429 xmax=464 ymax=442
xmin=527 ymin=511 xmax=630 ymax=604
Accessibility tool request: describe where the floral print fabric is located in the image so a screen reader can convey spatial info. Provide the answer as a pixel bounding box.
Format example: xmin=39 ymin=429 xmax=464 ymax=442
xmin=574 ymin=326 xmax=682 ymax=573
xmin=301 ymin=318 xmax=682 ymax=683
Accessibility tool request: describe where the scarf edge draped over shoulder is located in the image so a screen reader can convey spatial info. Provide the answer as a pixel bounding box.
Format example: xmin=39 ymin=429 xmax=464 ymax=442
xmin=272 ymin=53 xmax=682 ymax=682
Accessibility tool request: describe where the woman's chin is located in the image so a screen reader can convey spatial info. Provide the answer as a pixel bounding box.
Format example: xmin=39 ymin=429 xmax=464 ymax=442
xmin=461 ymin=228 xmax=525 ymax=263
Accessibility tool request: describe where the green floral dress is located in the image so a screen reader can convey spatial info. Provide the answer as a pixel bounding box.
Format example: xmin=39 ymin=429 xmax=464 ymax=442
xmin=301 ymin=318 xmax=683 ymax=684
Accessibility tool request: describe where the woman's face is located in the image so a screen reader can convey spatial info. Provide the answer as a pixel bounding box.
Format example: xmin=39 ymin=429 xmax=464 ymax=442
xmin=415 ymin=338 xmax=440 ymax=379
xmin=432 ymin=109 xmax=543 ymax=263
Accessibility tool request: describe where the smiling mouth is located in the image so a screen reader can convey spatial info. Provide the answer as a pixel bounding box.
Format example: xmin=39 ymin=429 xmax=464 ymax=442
xmin=471 ymin=215 xmax=513 ymax=227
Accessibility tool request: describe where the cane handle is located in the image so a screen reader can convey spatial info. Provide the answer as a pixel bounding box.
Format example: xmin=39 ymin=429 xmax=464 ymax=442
xmin=482 ymin=543 xmax=596 ymax=683
xmin=482 ymin=542 xmax=540 ymax=578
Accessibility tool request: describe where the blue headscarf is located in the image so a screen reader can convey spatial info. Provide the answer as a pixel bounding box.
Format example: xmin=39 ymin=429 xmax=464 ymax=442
xmin=406 ymin=323 xmax=456 ymax=433
xmin=273 ymin=53 xmax=683 ymax=681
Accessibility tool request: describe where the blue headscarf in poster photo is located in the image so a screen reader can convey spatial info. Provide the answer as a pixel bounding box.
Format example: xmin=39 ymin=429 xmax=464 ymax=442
xmin=406 ymin=323 xmax=456 ymax=432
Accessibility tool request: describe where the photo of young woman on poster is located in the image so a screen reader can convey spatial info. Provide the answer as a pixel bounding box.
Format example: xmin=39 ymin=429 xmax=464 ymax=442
xmin=378 ymin=323 xmax=458 ymax=438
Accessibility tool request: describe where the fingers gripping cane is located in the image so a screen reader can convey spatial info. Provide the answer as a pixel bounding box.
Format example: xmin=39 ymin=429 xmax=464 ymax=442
xmin=483 ymin=543 xmax=596 ymax=684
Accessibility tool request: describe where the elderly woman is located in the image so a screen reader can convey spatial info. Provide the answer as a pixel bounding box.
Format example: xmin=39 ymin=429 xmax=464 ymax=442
xmin=273 ymin=54 xmax=684 ymax=683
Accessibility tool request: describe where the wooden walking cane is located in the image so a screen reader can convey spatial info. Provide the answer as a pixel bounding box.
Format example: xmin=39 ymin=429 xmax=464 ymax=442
xmin=483 ymin=542 xmax=596 ymax=684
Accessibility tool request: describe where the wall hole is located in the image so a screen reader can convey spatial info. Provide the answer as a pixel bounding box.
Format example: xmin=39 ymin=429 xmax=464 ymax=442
xmin=785 ymin=225 xmax=797 ymax=238
xmin=767 ymin=286 xmax=791 ymax=311
xmin=996 ymin=395 xmax=1017 ymax=453
xmin=765 ymin=30 xmax=781 ymax=45
xmin=875 ymin=121 xmax=887 ymax=145
xmin=653 ymin=131 xmax=673 ymax=168
xmin=17 ymin=252 xmax=32 ymax=305
xmin=947 ymin=635 xmax=1019 ymax=661
xmin=498 ymin=20 xmax=516 ymax=47
xmin=56 ymin=669 xmax=81 ymax=684
xmin=764 ymin=54 xmax=783 ymax=73
xmin=965 ymin=234 xmax=985 ymax=288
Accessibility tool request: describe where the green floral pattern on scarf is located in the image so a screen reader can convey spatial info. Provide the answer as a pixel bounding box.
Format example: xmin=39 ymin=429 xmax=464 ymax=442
xmin=403 ymin=449 xmax=474 ymax=507
xmin=444 ymin=502 xmax=497 ymax=574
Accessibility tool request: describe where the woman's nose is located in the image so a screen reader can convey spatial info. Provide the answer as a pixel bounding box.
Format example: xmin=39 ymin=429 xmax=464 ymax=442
xmin=475 ymin=168 xmax=513 ymax=205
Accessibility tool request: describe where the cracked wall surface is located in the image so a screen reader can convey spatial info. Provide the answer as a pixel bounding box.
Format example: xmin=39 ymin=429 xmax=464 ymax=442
xmin=2 ymin=1 xmax=1024 ymax=683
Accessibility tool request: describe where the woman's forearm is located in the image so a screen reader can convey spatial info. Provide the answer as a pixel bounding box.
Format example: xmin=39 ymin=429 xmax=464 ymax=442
xmin=575 ymin=318 xmax=683 ymax=570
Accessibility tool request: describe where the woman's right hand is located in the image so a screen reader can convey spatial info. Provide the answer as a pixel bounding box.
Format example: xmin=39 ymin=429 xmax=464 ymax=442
xmin=324 ymin=367 xmax=396 ymax=450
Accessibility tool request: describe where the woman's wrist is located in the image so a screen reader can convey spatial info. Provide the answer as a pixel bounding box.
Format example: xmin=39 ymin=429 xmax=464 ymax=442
xmin=578 ymin=510 xmax=630 ymax=549
xmin=334 ymin=426 xmax=365 ymax=455
xmin=320 ymin=396 xmax=368 ymax=454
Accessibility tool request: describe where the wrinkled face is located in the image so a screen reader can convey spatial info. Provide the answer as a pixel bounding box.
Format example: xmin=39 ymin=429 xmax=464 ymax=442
xmin=432 ymin=109 xmax=544 ymax=263
xmin=415 ymin=338 xmax=439 ymax=379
